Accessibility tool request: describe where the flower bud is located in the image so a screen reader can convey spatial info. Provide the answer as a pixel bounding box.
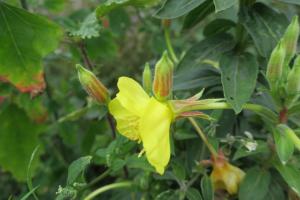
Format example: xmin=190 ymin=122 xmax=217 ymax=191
xmin=210 ymin=154 xmax=245 ymax=195
xmin=285 ymin=56 xmax=300 ymax=106
xmin=142 ymin=62 xmax=152 ymax=94
xmin=266 ymin=41 xmax=286 ymax=91
xmin=76 ymin=64 xmax=110 ymax=104
xmin=282 ymin=16 xmax=299 ymax=64
xmin=153 ymin=51 xmax=174 ymax=101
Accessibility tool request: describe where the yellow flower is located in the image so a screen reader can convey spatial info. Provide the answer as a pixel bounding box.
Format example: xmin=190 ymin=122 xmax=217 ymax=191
xmin=210 ymin=155 xmax=245 ymax=195
xmin=108 ymin=77 xmax=173 ymax=174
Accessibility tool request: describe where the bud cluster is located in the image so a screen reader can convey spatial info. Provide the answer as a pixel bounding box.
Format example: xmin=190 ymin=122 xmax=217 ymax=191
xmin=266 ymin=16 xmax=300 ymax=108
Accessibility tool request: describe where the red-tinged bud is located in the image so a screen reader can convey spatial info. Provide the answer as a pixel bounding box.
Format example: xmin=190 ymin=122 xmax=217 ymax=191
xmin=153 ymin=51 xmax=174 ymax=101
xmin=266 ymin=41 xmax=286 ymax=91
xmin=142 ymin=62 xmax=152 ymax=94
xmin=286 ymin=56 xmax=300 ymax=106
xmin=76 ymin=64 xmax=110 ymax=104
xmin=282 ymin=16 xmax=299 ymax=64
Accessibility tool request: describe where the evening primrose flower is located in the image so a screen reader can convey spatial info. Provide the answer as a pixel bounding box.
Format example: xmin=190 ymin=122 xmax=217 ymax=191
xmin=108 ymin=77 xmax=173 ymax=174
xmin=210 ymin=153 xmax=245 ymax=195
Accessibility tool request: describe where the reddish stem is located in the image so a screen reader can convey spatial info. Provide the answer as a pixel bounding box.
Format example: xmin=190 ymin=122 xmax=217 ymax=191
xmin=279 ymin=107 xmax=288 ymax=123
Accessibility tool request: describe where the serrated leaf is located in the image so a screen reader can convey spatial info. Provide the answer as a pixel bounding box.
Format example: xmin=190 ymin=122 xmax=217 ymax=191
xmin=186 ymin=188 xmax=203 ymax=200
xmin=154 ymin=0 xmax=206 ymax=19
xmin=182 ymin=0 xmax=214 ymax=30
xmin=201 ymin=175 xmax=213 ymax=200
xmin=220 ymin=52 xmax=258 ymax=113
xmin=238 ymin=167 xmax=271 ymax=200
xmin=273 ymin=125 xmax=294 ymax=164
xmin=0 ymin=2 xmax=62 ymax=94
xmin=240 ymin=3 xmax=288 ymax=57
xmin=67 ymin=156 xmax=92 ymax=185
xmin=69 ymin=12 xmax=101 ymax=39
xmin=213 ymin=0 xmax=238 ymax=12
xmin=0 ymin=105 xmax=42 ymax=181
xmin=275 ymin=162 xmax=300 ymax=196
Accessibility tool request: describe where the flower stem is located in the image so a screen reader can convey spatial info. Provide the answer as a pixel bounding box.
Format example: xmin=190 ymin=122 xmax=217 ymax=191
xmin=84 ymin=181 xmax=132 ymax=200
xmin=182 ymin=102 xmax=277 ymax=124
xmin=164 ymin=26 xmax=178 ymax=63
xmin=188 ymin=117 xmax=218 ymax=156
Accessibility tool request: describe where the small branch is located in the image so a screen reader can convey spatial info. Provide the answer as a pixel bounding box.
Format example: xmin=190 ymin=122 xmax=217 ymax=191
xmin=106 ymin=114 xmax=116 ymax=138
xmin=77 ymin=41 xmax=94 ymax=70
xmin=20 ymin=0 xmax=28 ymax=10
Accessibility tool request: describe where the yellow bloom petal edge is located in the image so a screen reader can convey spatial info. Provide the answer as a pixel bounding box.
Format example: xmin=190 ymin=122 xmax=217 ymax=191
xmin=108 ymin=77 xmax=174 ymax=174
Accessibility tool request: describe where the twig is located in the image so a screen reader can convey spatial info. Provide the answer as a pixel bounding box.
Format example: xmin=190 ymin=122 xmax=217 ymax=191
xmin=77 ymin=41 xmax=94 ymax=70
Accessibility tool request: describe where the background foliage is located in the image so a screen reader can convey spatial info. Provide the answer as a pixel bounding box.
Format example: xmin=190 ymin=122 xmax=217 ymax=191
xmin=1 ymin=0 xmax=300 ymax=199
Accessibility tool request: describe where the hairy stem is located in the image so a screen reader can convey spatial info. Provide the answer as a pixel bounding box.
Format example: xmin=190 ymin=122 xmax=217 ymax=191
xmin=188 ymin=117 xmax=218 ymax=156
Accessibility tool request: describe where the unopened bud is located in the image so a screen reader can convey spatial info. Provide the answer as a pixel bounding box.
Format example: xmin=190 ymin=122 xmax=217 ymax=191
xmin=142 ymin=63 xmax=152 ymax=94
xmin=153 ymin=51 xmax=174 ymax=101
xmin=266 ymin=42 xmax=286 ymax=90
xmin=76 ymin=64 xmax=110 ymax=104
xmin=286 ymin=56 xmax=300 ymax=106
xmin=282 ymin=16 xmax=299 ymax=64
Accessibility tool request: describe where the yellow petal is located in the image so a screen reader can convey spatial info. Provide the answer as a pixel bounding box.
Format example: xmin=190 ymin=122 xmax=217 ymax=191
xmin=116 ymin=77 xmax=150 ymax=116
xmin=108 ymin=98 xmax=141 ymax=141
xmin=140 ymin=97 xmax=173 ymax=174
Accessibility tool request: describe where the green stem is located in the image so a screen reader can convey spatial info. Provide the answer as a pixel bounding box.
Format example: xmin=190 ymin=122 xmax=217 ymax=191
xmin=188 ymin=117 xmax=218 ymax=156
xmin=182 ymin=102 xmax=277 ymax=124
xmin=164 ymin=27 xmax=178 ymax=63
xmin=81 ymin=169 xmax=111 ymax=191
xmin=84 ymin=181 xmax=132 ymax=200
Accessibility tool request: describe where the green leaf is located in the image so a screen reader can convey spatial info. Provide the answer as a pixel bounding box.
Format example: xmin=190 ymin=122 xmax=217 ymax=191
xmin=264 ymin=180 xmax=285 ymax=200
xmin=154 ymin=0 xmax=206 ymax=19
xmin=275 ymin=162 xmax=300 ymax=196
xmin=203 ymin=19 xmax=235 ymax=37
xmin=238 ymin=167 xmax=271 ymax=200
xmin=220 ymin=52 xmax=258 ymax=113
xmin=96 ymin=0 xmax=159 ymax=17
xmin=0 ymin=105 xmax=42 ymax=181
xmin=233 ymin=141 xmax=269 ymax=161
xmin=69 ymin=12 xmax=101 ymax=39
xmin=174 ymin=34 xmax=234 ymax=91
xmin=273 ymin=125 xmax=294 ymax=164
xmin=0 ymin=2 xmax=62 ymax=94
xmin=186 ymin=188 xmax=203 ymax=200
xmin=126 ymin=155 xmax=155 ymax=172
xmin=171 ymin=161 xmax=186 ymax=181
xmin=278 ymin=0 xmax=300 ymax=5
xmin=182 ymin=0 xmax=214 ymax=30
xmin=67 ymin=156 xmax=92 ymax=185
xmin=201 ymin=175 xmax=213 ymax=200
xmin=213 ymin=0 xmax=238 ymax=12
xmin=240 ymin=3 xmax=288 ymax=57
